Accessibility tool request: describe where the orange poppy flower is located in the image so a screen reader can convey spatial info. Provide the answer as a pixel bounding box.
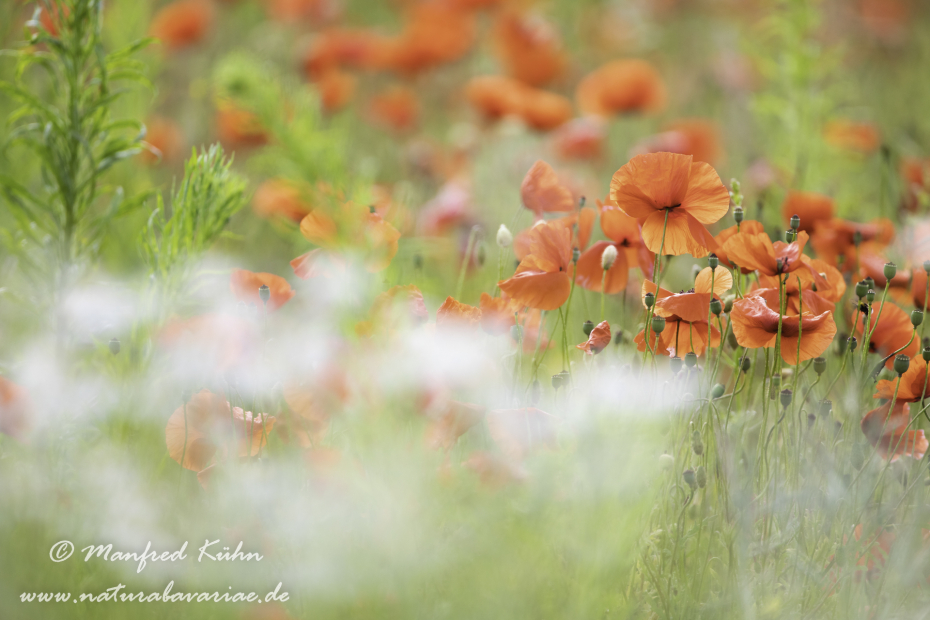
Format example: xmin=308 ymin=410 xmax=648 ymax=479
xmin=252 ymin=178 xmax=313 ymax=222
xmin=519 ymin=89 xmax=573 ymax=131
xmin=610 ymin=153 xmax=729 ymax=257
xmin=577 ymin=320 xmax=611 ymax=354
xmin=149 ymin=0 xmax=214 ymax=51
xmin=230 ymin=269 xmax=295 ymax=312
xmin=263 ymin=0 xmax=338 ymax=23
xmin=861 ymin=401 xmax=927 ymax=462
xmin=874 ymin=357 xmax=930 ymax=403
xmin=425 ymin=401 xmax=486 ymax=451
xmin=634 ymin=266 xmax=731 ymax=357
xmin=730 ymin=293 xmax=837 ymax=364
xmin=436 ymin=297 xmax=482 ymax=331
xmin=165 ymin=390 xmax=275 ymax=472
xmin=277 ymin=382 xmax=332 ymax=448
xmin=141 ymin=117 xmax=184 ymax=164
xmin=755 ymin=257 xmax=845 ymax=315
xmin=301 ymin=28 xmax=388 ymax=80
xmin=465 ymin=75 xmax=528 ymax=122
xmin=722 ymin=229 xmax=814 ymax=278
xmin=630 ymin=118 xmax=723 ymax=165
xmin=858 ymin=250 xmax=911 ymax=303
xmin=780 ymin=191 xmax=834 ymax=234
xmin=356 ymin=284 xmax=429 ymax=338
xmin=158 ymin=313 xmax=259 ymax=373
xmin=487 ymin=407 xmax=557 ymax=461
xmin=521 ymin=160 xmax=577 ymax=217
xmin=216 ymin=103 xmax=268 ymax=148
xmin=515 ymin=308 xmax=551 ymax=353
xmin=810 ymin=218 xmax=895 ymax=269
xmin=714 ymin=220 xmax=765 ymax=274
xmin=367 ymin=86 xmax=420 ymax=132
xmin=417 ymin=180 xmax=474 ymax=236
xmin=498 ymin=220 xmax=572 ymax=310
xmin=901 ymin=157 xmax=930 ymax=211
xmin=912 ymin=269 xmax=930 ymax=310
xmin=853 ymin=301 xmax=919 ymax=368
xmin=823 ymin=119 xmax=880 ymax=153
xmin=491 ymin=10 xmax=566 ymax=87
xmin=479 ymin=292 xmax=517 ymax=335
xmin=0 ymin=376 xmax=30 ymax=441
xmin=312 ymin=67 xmax=356 ymax=114
xmin=748 ymin=285 xmax=835 ymax=319
xmin=575 ymin=199 xmax=653 ymax=294
xmin=552 ymin=116 xmax=606 ymax=161
xmin=576 ymin=59 xmax=666 ymax=117
xmin=859 ymin=0 xmax=908 ymax=44
xmin=379 ymin=2 xmax=476 ymax=76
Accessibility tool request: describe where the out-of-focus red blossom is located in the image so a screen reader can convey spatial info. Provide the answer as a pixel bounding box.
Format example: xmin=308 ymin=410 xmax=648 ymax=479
xmin=149 ymin=0 xmax=214 ymax=51
xmin=781 ymin=191 xmax=834 ymax=233
xmin=859 ymin=0 xmax=909 ymax=44
xmin=853 ymin=301 xmax=919 ymax=369
xmin=261 ymin=0 xmax=339 ymax=23
xmin=141 ymin=117 xmax=184 ymax=165
xmin=378 ymin=2 xmax=477 ymax=76
xmin=479 ymin=292 xmax=517 ymax=335
xmin=630 ymin=119 xmax=723 ymax=165
xmin=575 ymin=59 xmax=667 ymax=117
xmin=277 ymin=379 xmax=343 ymax=448
xmin=858 ymin=250 xmax=911 ymax=304
xmin=575 ymin=199 xmax=653 ymax=294
xmin=252 ymin=179 xmax=313 ymax=222
xmin=165 ymin=390 xmax=275 ymax=472
xmin=577 ymin=321 xmax=611 ymax=355
xmin=875 ymin=357 xmax=930 ymax=403
xmin=436 ymin=296 xmax=482 ymax=331
xmin=158 ymin=313 xmax=259 ymax=373
xmin=314 ymin=67 xmax=356 ymax=113
xmin=810 ymin=219 xmax=895 ymax=270
xmin=229 ymin=269 xmax=295 ymax=312
xmin=552 ymin=116 xmax=607 ymax=161
xmin=366 ymin=86 xmax=420 ymax=132
xmin=861 ymin=401 xmax=927 ymax=462
xmin=356 ymin=284 xmax=429 ymax=337
xmin=37 ymin=4 xmax=68 ymax=37
xmin=0 ymin=376 xmax=30 ymax=441
xmin=464 ymin=451 xmax=526 ymax=487
xmin=487 ymin=407 xmax=558 ymax=461
xmin=216 ymin=103 xmax=268 ymax=148
xmin=823 ymin=119 xmax=881 ymax=153
xmin=745 ymin=158 xmax=778 ymax=192
xmin=520 ymin=160 xmax=577 ymax=218
xmin=515 ymin=308 xmax=551 ymax=353
xmin=465 ymin=76 xmax=572 ymax=131
xmin=498 ymin=220 xmax=572 ymax=311
xmin=901 ymin=157 xmax=930 ymax=211
xmin=491 ymin=10 xmax=566 ymax=87
xmin=425 ymin=401 xmax=486 ymax=451
xmin=417 ymin=180 xmax=474 ymax=236
xmin=302 ymin=28 xmax=388 ymax=79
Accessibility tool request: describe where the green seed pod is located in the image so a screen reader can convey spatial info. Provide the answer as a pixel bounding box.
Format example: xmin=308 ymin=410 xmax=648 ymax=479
xmin=848 ymin=336 xmax=858 ymax=352
xmin=711 ymin=383 xmax=725 ymax=399
xmin=813 ymin=357 xmax=826 ymax=375
xmin=613 ymin=330 xmax=623 ymax=345
xmin=670 ymin=356 xmax=683 ymax=374
xmin=644 ymin=292 xmax=655 ymax=308
xmin=724 ymin=296 xmax=734 ymax=313
xmin=884 ymin=262 xmax=897 ymax=281
xmin=913 ymin=310 xmax=924 ymax=328
xmin=708 ymin=253 xmax=719 ymax=269
xmin=740 ymin=356 xmax=751 ymax=373
xmin=658 ymin=453 xmax=674 ymax=470
xmin=551 ymin=373 xmax=563 ymax=390
xmin=894 ymin=354 xmax=910 ymax=376
xmin=855 ymin=280 xmax=869 ymax=299
xmin=780 ymin=389 xmax=793 ymax=409
xmin=572 ymin=247 xmax=580 ymax=263
xmin=683 ymin=469 xmax=697 ymax=490
xmin=108 ymin=338 xmax=121 ymax=355
xmin=727 ymin=329 xmax=739 ymax=349
xmin=710 ymin=298 xmax=722 ymax=316
xmin=583 ymin=320 xmax=595 ymax=336
xmin=789 ymin=214 xmax=800 ymax=231
xmin=695 ymin=465 xmax=707 ymax=489
xmin=807 ymin=413 xmax=816 ymax=429
xmin=866 ymin=289 xmax=876 ymax=303
xmin=923 ymin=346 xmax=930 ymax=363
xmin=785 ymin=229 xmax=797 ymax=243
xmin=652 ymin=316 xmax=666 ymax=334
xmin=691 ymin=430 xmax=704 ymax=455
xmin=684 ymin=352 xmax=698 ymax=368
xmin=733 ymin=206 xmax=744 ymax=224
xmin=258 ymin=284 xmax=271 ymax=305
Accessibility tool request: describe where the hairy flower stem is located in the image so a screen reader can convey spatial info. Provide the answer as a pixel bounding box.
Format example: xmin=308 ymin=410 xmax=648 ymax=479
xmin=642 ymin=210 xmax=671 ymax=364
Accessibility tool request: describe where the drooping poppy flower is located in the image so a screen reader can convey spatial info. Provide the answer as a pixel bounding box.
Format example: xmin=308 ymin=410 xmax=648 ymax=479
xmin=141 ymin=117 xmax=184 ymax=164
xmin=367 ymin=85 xmax=420 ymax=132
xmin=730 ymin=292 xmax=837 ymax=364
xmin=417 ymin=180 xmax=475 ymax=236
xmin=861 ymin=401 xmax=927 ymax=462
xmin=487 ymin=407 xmax=558 ymax=461
xmin=823 ymin=119 xmax=881 ymax=153
xmin=165 ymin=390 xmax=275 ymax=472
xmin=810 ymin=218 xmax=895 ymax=269
xmin=230 ymin=269 xmax=295 ymax=312
xmin=425 ymin=401 xmax=486 ymax=451
xmin=630 ymin=118 xmax=723 ymax=165
xmin=479 ymin=292 xmax=517 ymax=335
xmin=722 ymin=228 xmax=816 ymax=279
xmin=523 ymin=206 xmax=597 ymax=259
xmin=436 ymin=297 xmax=482 ymax=331
xmin=498 ymin=220 xmax=572 ymax=310
xmin=714 ymin=220 xmax=766 ymax=274
xmin=552 ymin=116 xmax=607 ymax=161
xmin=0 ymin=376 xmax=30 ymax=441
xmin=216 ymin=102 xmax=268 ymax=148
xmin=149 ymin=0 xmax=214 ymax=51
xmin=853 ymin=301 xmax=919 ymax=368
xmin=610 ymin=152 xmax=730 ymax=257
xmin=252 ymin=178 xmax=313 ymax=222
xmin=576 ymin=59 xmax=666 ymax=117
xmin=575 ymin=199 xmax=653 ymax=294
xmin=491 ymin=10 xmax=566 ymax=87
xmin=874 ymin=356 xmax=930 ymax=403
xmin=634 ymin=266 xmax=731 ymax=357
xmin=577 ymin=321 xmax=610 ymax=354
xmin=520 ymin=160 xmax=578 ymax=217
xmin=781 ymin=191 xmax=835 ymax=233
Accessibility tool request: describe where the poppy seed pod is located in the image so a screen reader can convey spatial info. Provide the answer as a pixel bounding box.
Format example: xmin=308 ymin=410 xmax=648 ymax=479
xmin=614 ymin=330 xmax=623 ymax=345
xmin=108 ymin=338 xmax=120 ymax=355
xmin=476 ymin=242 xmax=487 ymax=267
xmin=572 ymin=247 xmax=580 ymax=263
xmin=644 ymin=292 xmax=655 ymax=308
xmin=813 ymin=357 xmax=826 ymax=375
xmin=866 ymin=290 xmax=876 ymax=303
xmin=651 ymin=315 xmax=666 ymax=334
xmin=683 ymin=469 xmax=697 ymax=490
xmin=711 ymin=383 xmax=725 ymax=399
xmin=776 ymin=258 xmax=784 ymax=273
xmin=924 ymin=259 xmax=930 ymax=274
xmin=913 ymin=310 xmax=924 ymax=328
xmin=848 ymin=336 xmax=858 ymax=352
xmin=684 ymin=351 xmax=698 ymax=368
xmin=820 ymin=399 xmax=833 ymax=417
xmin=733 ymin=206 xmax=744 ymax=224
xmin=894 ymin=354 xmax=910 ymax=376
xmin=807 ymin=413 xmax=816 ymax=429
xmin=923 ymin=346 xmax=930 ymax=363
xmin=855 ymin=280 xmax=869 ymax=299
xmin=258 ymin=284 xmax=271 ymax=305
xmin=740 ymin=356 xmax=751 ymax=373
xmin=691 ymin=430 xmax=703 ymax=455
xmin=496 ymin=224 xmax=513 ymax=248
xmin=769 ymin=375 xmax=781 ymax=400
xmin=708 ymin=253 xmax=719 ymax=269
xmin=601 ymin=244 xmax=618 ymax=271
xmin=789 ymin=213 xmax=800 ymax=231
xmin=780 ymin=389 xmax=793 ymax=409
xmin=710 ymin=298 xmax=722 ymax=316
xmin=510 ymin=324 xmax=523 ymax=342
xmin=695 ymin=465 xmax=707 ymax=488
xmin=785 ymin=229 xmax=797 ymax=243
xmin=583 ymin=320 xmax=595 ymax=336
xmin=670 ymin=356 xmax=683 ymax=373
xmin=724 ymin=296 xmax=734 ymax=314
xmin=884 ymin=262 xmax=897 ymax=281
xmin=551 ymin=373 xmax=563 ymax=390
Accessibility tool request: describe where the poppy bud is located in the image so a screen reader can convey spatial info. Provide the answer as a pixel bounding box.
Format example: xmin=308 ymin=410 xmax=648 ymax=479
xmin=913 ymin=310 xmax=924 ymax=328
xmin=785 ymin=229 xmax=797 ymax=243
xmin=651 ymin=316 xmax=666 ymax=334
xmin=848 ymin=336 xmax=858 ymax=352
xmin=740 ymin=356 xmax=751 ymax=373
xmin=923 ymin=346 xmax=930 ymax=363
xmin=894 ymin=354 xmax=910 ymax=376
xmin=579 ymin=196 xmax=586 ymax=208
xmin=696 ymin=465 xmax=707 ymax=488
xmin=670 ymin=356 xmax=683 ymax=373
xmin=572 ymin=247 xmax=580 ymax=263
xmin=806 ymin=412 xmax=815 ymax=429
xmin=108 ymin=338 xmax=120 ymax=355
xmin=613 ymin=330 xmax=623 ymax=345
xmin=853 ymin=230 xmax=862 ymax=247
xmin=727 ymin=330 xmax=739 ymax=349
xmin=789 ymin=213 xmax=800 ymax=231
xmin=710 ymin=298 xmax=722 ymax=316
xmin=659 ymin=453 xmax=674 ymax=470
xmin=644 ymin=292 xmax=655 ymax=308
xmin=855 ymin=280 xmax=869 ymax=299
xmin=476 ymin=242 xmax=487 ymax=267
xmin=866 ymin=289 xmax=875 ymax=303
xmin=683 ymin=469 xmax=697 ymax=490
xmin=864 ymin=276 xmax=875 ymax=289
xmin=601 ymin=244 xmax=618 ymax=271
xmin=510 ymin=324 xmax=523 ymax=342
xmin=924 ymin=259 xmax=930 ymax=274
xmin=730 ymin=178 xmax=741 ymax=194
xmin=258 ymin=284 xmax=271 ymax=305
xmin=684 ymin=351 xmax=697 ymax=368
xmin=733 ymin=206 xmax=744 ymax=224
xmin=724 ymin=296 xmax=734 ymax=313
xmin=708 ymin=253 xmax=719 ymax=269
xmin=820 ymin=399 xmax=832 ymax=417
xmin=813 ymin=357 xmax=826 ymax=375
xmin=496 ymin=224 xmax=513 ymax=248
xmin=884 ymin=262 xmax=897 ymax=281
xmin=780 ymin=388 xmax=793 ymax=409
xmin=711 ymin=383 xmax=725 ymax=399
xmin=776 ymin=258 xmax=784 ymax=273
xmin=583 ymin=320 xmax=595 ymax=336
xmin=529 ymin=379 xmax=541 ymax=405
xmin=413 ymin=253 xmax=423 ymax=269
xmin=368 ymin=205 xmax=376 ymax=213
xmin=691 ymin=430 xmax=703 ymax=455
xmin=551 ymin=373 xmax=563 ymax=390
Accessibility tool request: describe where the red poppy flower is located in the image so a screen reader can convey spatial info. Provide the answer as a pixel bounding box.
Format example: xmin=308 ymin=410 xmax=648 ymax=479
xmin=141 ymin=117 xmax=184 ymax=165
xmin=576 ymin=59 xmax=666 ymax=117
xmin=824 ymin=120 xmax=880 ymax=153
xmin=722 ymin=229 xmax=816 ymax=279
xmin=479 ymin=292 xmax=517 ymax=335
xmin=754 ymin=257 xmax=845 ymax=315
xmin=498 ymin=221 xmax=572 ymax=310
xmin=630 ymin=118 xmax=723 ymax=165
xmin=858 ymin=250 xmax=911 ymax=304
xmin=252 ymin=179 xmax=313 ymax=222
xmin=301 ymin=28 xmax=388 ymax=79
xmin=465 ymin=77 xmax=571 ymax=131
xmin=425 ymin=401 xmax=486 ymax=451
xmin=520 ymin=160 xmax=578 ymax=217
xmin=853 ymin=301 xmax=919 ymax=368
xmin=436 ymin=297 xmax=482 ymax=331
xmin=150 ymin=0 xmax=214 ymax=50
xmin=874 ymin=357 xmax=930 ymax=403
xmin=367 ymin=86 xmax=420 ymax=132
xmin=714 ymin=220 xmax=765 ymax=274
xmin=810 ymin=218 xmax=895 ymax=269
xmin=552 ymin=116 xmax=607 ymax=161
xmin=577 ymin=320 xmax=611 ymax=354
xmin=379 ymin=2 xmax=476 ymax=76
xmin=216 ymin=103 xmax=268 ymax=148
xmin=575 ymin=199 xmax=652 ymax=294
xmin=263 ymin=0 xmax=338 ymax=23
xmin=730 ymin=293 xmax=837 ymax=364
xmin=230 ymin=269 xmax=295 ymax=312
xmin=901 ymin=157 xmax=930 ymax=211
xmin=610 ymin=152 xmax=729 ymax=257
xmin=861 ymin=401 xmax=927 ymax=462
xmin=781 ymin=191 xmax=835 ymax=233
xmin=491 ymin=10 xmax=566 ymax=87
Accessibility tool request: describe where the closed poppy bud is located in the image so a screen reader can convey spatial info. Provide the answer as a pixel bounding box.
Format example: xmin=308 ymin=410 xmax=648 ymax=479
xmin=776 ymin=258 xmax=784 ymax=273
xmin=601 ymin=245 xmax=618 ymax=271
xmin=691 ymin=430 xmax=703 ymax=455
xmin=855 ymin=280 xmax=869 ymax=299
xmin=670 ymin=356 xmax=683 ymax=373
xmin=659 ymin=453 xmax=675 ymax=470
xmin=813 ymin=357 xmax=826 ymax=375
xmin=769 ymin=375 xmax=780 ymax=400
xmin=613 ymin=330 xmax=623 ymax=345
xmin=695 ymin=465 xmax=707 ymax=488
xmin=414 ymin=253 xmax=423 ymax=269
xmin=684 ymin=351 xmax=697 ymax=368
xmin=683 ymin=468 xmax=697 ymax=490
xmin=583 ymin=320 xmax=595 ymax=336
xmin=924 ymin=259 xmax=930 ymax=274
xmin=258 ymin=284 xmax=271 ymax=305
xmin=724 ymin=296 xmax=734 ymax=313
xmin=510 ymin=324 xmax=523 ymax=341
xmin=644 ymin=292 xmax=655 ymax=308
xmin=727 ymin=329 xmax=739 ymax=349
xmin=820 ymin=399 xmax=832 ymax=417
xmin=789 ymin=213 xmax=800 ymax=231
xmin=785 ymin=229 xmax=796 ymax=243
xmin=884 ymin=262 xmax=897 ymax=281
xmin=807 ymin=413 xmax=816 ymax=429
xmin=708 ymin=253 xmax=719 ymax=269
xmin=710 ymin=298 xmax=722 ymax=316
xmin=476 ymin=242 xmax=487 ymax=267
xmin=572 ymin=247 xmax=580 ymax=263
xmin=848 ymin=336 xmax=858 ymax=352
xmin=894 ymin=354 xmax=910 ymax=376
xmin=108 ymin=338 xmax=120 ymax=355
xmin=731 ymin=178 xmax=741 ymax=194
xmin=733 ymin=206 xmax=744 ymax=224
xmin=711 ymin=383 xmax=725 ymax=399
xmin=651 ymin=315 xmax=666 ymax=334
xmin=912 ymin=310 xmax=924 ymax=327
xmin=496 ymin=224 xmax=513 ymax=248
xmin=853 ymin=230 xmax=862 ymax=247
xmin=866 ymin=289 xmax=875 ymax=303
xmin=923 ymin=346 xmax=930 ymax=363
xmin=780 ymin=388 xmax=793 ymax=409
xmin=740 ymin=356 xmax=751 ymax=373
